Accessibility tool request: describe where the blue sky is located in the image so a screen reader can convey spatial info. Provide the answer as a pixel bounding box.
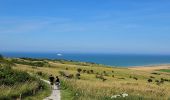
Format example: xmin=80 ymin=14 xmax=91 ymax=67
xmin=0 ymin=0 xmax=170 ymax=54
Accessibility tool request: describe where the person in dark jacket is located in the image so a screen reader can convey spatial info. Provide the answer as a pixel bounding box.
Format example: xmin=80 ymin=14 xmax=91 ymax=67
xmin=49 ymin=75 xmax=54 ymax=88
xmin=55 ymin=76 xmax=60 ymax=89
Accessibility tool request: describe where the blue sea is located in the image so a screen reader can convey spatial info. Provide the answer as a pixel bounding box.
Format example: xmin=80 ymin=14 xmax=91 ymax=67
xmin=1 ymin=52 xmax=170 ymax=67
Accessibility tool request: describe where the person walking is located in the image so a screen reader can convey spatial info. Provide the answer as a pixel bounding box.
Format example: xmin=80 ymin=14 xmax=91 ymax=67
xmin=49 ymin=75 xmax=54 ymax=89
xmin=55 ymin=76 xmax=60 ymax=89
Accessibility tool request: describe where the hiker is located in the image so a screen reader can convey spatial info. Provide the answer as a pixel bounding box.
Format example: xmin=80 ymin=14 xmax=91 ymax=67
xmin=55 ymin=76 xmax=60 ymax=88
xmin=49 ymin=75 xmax=55 ymax=88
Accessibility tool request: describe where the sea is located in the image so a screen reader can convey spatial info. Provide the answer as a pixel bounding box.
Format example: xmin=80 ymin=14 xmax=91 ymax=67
xmin=1 ymin=52 xmax=170 ymax=67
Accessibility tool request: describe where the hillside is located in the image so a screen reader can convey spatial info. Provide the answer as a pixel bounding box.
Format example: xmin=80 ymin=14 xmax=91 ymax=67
xmin=1 ymin=57 xmax=170 ymax=100
xmin=0 ymin=57 xmax=51 ymax=100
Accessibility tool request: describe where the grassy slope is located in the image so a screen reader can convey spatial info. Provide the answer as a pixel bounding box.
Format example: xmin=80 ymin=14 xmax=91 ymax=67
xmin=24 ymin=82 xmax=51 ymax=100
xmin=12 ymin=58 xmax=170 ymax=100
xmin=0 ymin=59 xmax=51 ymax=100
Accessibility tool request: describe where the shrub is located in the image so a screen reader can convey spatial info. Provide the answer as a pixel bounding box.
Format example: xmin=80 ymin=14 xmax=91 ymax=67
xmin=148 ymin=79 xmax=153 ymax=83
xmin=102 ymin=78 xmax=107 ymax=82
xmin=133 ymin=77 xmax=138 ymax=80
xmin=76 ymin=73 xmax=81 ymax=79
xmin=151 ymin=72 xmax=160 ymax=75
xmin=103 ymin=71 xmax=108 ymax=76
xmin=67 ymin=74 xmax=74 ymax=79
xmin=83 ymin=70 xmax=86 ymax=73
xmin=129 ymin=76 xmax=132 ymax=78
xmin=118 ymin=78 xmax=125 ymax=80
xmin=0 ymin=66 xmax=33 ymax=85
xmin=160 ymin=78 xmax=165 ymax=84
xmin=65 ymin=67 xmax=68 ymax=70
xmin=155 ymin=80 xmax=159 ymax=83
xmin=103 ymin=71 xmax=106 ymax=74
xmin=77 ymin=68 xmax=82 ymax=73
xmin=155 ymin=78 xmax=165 ymax=86
xmin=90 ymin=70 xmax=94 ymax=74
xmin=87 ymin=70 xmax=90 ymax=74
xmin=150 ymin=76 xmax=155 ymax=79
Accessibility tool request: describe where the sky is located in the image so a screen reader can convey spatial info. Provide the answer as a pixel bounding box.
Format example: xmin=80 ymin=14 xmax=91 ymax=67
xmin=0 ymin=0 xmax=170 ymax=54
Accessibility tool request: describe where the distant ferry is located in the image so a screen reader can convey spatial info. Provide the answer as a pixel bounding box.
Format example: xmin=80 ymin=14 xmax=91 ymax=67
xmin=57 ymin=53 xmax=62 ymax=56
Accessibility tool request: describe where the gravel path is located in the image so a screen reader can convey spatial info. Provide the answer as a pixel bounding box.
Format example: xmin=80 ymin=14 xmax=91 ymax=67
xmin=41 ymin=79 xmax=61 ymax=100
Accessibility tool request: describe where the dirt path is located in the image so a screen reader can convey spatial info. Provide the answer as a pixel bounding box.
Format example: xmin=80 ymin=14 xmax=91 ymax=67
xmin=41 ymin=79 xmax=61 ymax=100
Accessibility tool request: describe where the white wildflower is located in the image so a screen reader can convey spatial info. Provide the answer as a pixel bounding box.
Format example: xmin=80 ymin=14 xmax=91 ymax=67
xmin=121 ymin=93 xmax=128 ymax=98
xmin=111 ymin=95 xmax=121 ymax=99
xmin=76 ymin=93 xmax=79 ymax=96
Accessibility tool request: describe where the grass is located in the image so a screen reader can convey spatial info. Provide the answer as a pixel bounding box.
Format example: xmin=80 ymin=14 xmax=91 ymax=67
xmin=0 ymin=80 xmax=51 ymax=100
xmin=0 ymin=60 xmax=51 ymax=100
xmin=24 ymin=82 xmax=51 ymax=100
xmin=159 ymin=69 xmax=170 ymax=73
xmin=61 ymin=78 xmax=169 ymax=100
xmin=4 ymin=57 xmax=170 ymax=100
xmin=61 ymin=89 xmax=74 ymax=100
xmin=0 ymin=81 xmax=37 ymax=99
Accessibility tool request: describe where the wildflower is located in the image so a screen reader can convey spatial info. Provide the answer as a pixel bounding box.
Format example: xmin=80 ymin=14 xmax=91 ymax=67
xmin=111 ymin=95 xmax=121 ymax=99
xmin=121 ymin=93 xmax=128 ymax=98
xmin=75 ymin=93 xmax=79 ymax=96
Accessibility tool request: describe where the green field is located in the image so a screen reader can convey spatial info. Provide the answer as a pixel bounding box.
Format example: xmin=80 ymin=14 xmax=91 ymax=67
xmin=159 ymin=69 xmax=170 ymax=73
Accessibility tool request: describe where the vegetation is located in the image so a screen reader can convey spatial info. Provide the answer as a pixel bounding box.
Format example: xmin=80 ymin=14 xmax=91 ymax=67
xmin=9 ymin=57 xmax=170 ymax=100
xmin=11 ymin=58 xmax=50 ymax=67
xmin=1 ymin=57 xmax=170 ymax=100
xmin=0 ymin=59 xmax=50 ymax=100
xmin=0 ymin=65 xmax=34 ymax=85
xmin=159 ymin=69 xmax=170 ymax=73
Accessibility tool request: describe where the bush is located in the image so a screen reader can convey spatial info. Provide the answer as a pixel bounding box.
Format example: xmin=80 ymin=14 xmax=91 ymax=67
xmin=0 ymin=66 xmax=34 ymax=85
xmin=77 ymin=68 xmax=82 ymax=73
xmin=83 ymin=70 xmax=86 ymax=73
xmin=90 ymin=70 xmax=94 ymax=74
xmin=76 ymin=73 xmax=81 ymax=79
xmin=87 ymin=70 xmax=90 ymax=74
xmin=150 ymin=76 xmax=155 ymax=79
xmin=133 ymin=77 xmax=138 ymax=80
xmin=65 ymin=67 xmax=68 ymax=70
xmin=151 ymin=72 xmax=160 ymax=75
xmin=148 ymin=79 xmax=153 ymax=83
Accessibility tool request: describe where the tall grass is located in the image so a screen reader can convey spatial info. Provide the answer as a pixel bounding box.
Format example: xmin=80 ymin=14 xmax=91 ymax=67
xmin=0 ymin=63 xmax=50 ymax=100
xmin=0 ymin=81 xmax=38 ymax=99
xmin=61 ymin=78 xmax=170 ymax=100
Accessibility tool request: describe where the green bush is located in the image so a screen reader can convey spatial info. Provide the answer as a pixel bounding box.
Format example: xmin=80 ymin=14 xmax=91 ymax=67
xmin=0 ymin=66 xmax=34 ymax=85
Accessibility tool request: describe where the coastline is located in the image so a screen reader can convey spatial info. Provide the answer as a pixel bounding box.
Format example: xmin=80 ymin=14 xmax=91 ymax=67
xmin=128 ymin=64 xmax=170 ymax=71
xmin=2 ymin=52 xmax=170 ymax=67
